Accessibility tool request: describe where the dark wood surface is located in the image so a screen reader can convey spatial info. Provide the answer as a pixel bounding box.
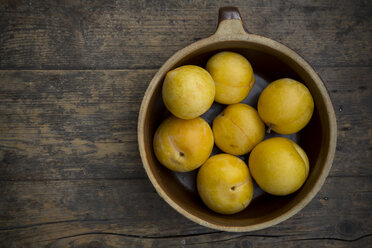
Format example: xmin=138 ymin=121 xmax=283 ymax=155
xmin=0 ymin=0 xmax=371 ymax=247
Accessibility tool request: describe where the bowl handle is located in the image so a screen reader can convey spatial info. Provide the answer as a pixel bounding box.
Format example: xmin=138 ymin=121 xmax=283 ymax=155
xmin=215 ymin=7 xmax=248 ymax=36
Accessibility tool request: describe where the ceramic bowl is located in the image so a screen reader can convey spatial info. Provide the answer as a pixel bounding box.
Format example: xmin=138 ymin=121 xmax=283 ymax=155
xmin=138 ymin=7 xmax=337 ymax=232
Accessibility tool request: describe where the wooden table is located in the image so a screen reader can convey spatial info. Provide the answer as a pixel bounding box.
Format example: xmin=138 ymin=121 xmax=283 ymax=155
xmin=0 ymin=1 xmax=371 ymax=247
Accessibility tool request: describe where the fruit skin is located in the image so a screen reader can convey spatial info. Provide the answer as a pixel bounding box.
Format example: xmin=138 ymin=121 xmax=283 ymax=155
xmin=197 ymin=154 xmax=254 ymax=214
xmin=153 ymin=116 xmax=214 ymax=172
xmin=212 ymin=103 xmax=265 ymax=156
xmin=162 ymin=65 xmax=215 ymax=119
xmin=248 ymin=137 xmax=310 ymax=196
xmin=257 ymin=78 xmax=314 ymax=134
xmin=206 ymin=51 xmax=255 ymax=104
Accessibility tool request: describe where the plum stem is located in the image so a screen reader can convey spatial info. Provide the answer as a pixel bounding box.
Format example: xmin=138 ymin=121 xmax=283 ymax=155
xmin=230 ymin=178 xmax=250 ymax=191
xmin=267 ymin=123 xmax=274 ymax=134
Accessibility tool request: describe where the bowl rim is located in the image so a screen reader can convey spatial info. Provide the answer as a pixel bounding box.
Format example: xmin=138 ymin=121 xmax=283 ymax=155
xmin=137 ymin=18 xmax=337 ymax=232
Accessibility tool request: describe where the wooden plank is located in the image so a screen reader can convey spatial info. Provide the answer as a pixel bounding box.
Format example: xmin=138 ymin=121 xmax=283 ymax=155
xmin=0 ymin=68 xmax=371 ymax=181
xmin=317 ymin=66 xmax=372 ymax=177
xmin=44 ymin=234 xmax=372 ymax=248
xmin=0 ymin=0 xmax=371 ymax=69
xmin=0 ymin=1 xmax=370 ymax=247
xmin=0 ymin=177 xmax=370 ymax=247
xmin=0 ymin=70 xmax=151 ymax=180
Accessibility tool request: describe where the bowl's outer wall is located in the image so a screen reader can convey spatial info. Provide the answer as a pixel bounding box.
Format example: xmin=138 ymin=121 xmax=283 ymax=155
xmin=138 ymin=7 xmax=337 ymax=232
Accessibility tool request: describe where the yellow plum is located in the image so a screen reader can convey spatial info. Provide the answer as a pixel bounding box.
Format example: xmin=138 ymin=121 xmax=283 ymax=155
xmin=257 ymin=78 xmax=314 ymax=134
xmin=197 ymin=154 xmax=254 ymax=214
xmin=213 ymin=103 xmax=265 ymax=155
xmin=153 ymin=116 xmax=214 ymax=172
xmin=206 ymin=51 xmax=255 ymax=104
xmin=248 ymin=137 xmax=310 ymax=196
xmin=162 ymin=65 xmax=215 ymax=119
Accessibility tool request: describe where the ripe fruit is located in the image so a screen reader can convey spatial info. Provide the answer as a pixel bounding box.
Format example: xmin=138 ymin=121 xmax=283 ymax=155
xmin=212 ymin=103 xmax=265 ymax=155
xmin=257 ymin=78 xmax=314 ymax=134
xmin=162 ymin=65 xmax=215 ymax=119
xmin=197 ymin=154 xmax=254 ymax=214
xmin=248 ymin=137 xmax=310 ymax=196
xmin=206 ymin=51 xmax=255 ymax=104
xmin=153 ymin=116 xmax=214 ymax=172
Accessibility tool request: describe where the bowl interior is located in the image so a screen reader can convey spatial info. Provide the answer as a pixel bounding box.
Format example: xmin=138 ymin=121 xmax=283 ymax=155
xmin=143 ymin=40 xmax=330 ymax=228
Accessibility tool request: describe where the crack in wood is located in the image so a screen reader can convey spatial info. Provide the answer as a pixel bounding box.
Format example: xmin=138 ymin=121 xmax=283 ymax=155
xmin=42 ymin=230 xmax=224 ymax=243
xmin=0 ymin=218 xmax=131 ymax=231
xmin=0 ymin=177 xmax=149 ymax=182
xmin=0 ymin=65 xmax=371 ymax=72
xmin=186 ymin=234 xmax=287 ymax=245
xmin=0 ymin=175 xmax=370 ymax=182
xmin=187 ymin=233 xmax=372 ymax=245
xmin=286 ymin=233 xmax=372 ymax=243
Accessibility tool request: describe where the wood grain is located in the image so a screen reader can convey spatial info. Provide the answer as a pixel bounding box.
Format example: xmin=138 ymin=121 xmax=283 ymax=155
xmin=0 ymin=70 xmax=151 ymax=180
xmin=0 ymin=0 xmax=371 ymax=70
xmin=0 ymin=69 xmax=370 ymax=182
xmin=45 ymin=234 xmax=372 ymax=248
xmin=0 ymin=177 xmax=370 ymax=247
xmin=0 ymin=0 xmax=371 ymax=246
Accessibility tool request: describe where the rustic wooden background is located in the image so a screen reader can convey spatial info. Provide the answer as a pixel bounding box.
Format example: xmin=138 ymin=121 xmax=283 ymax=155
xmin=0 ymin=0 xmax=371 ymax=247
